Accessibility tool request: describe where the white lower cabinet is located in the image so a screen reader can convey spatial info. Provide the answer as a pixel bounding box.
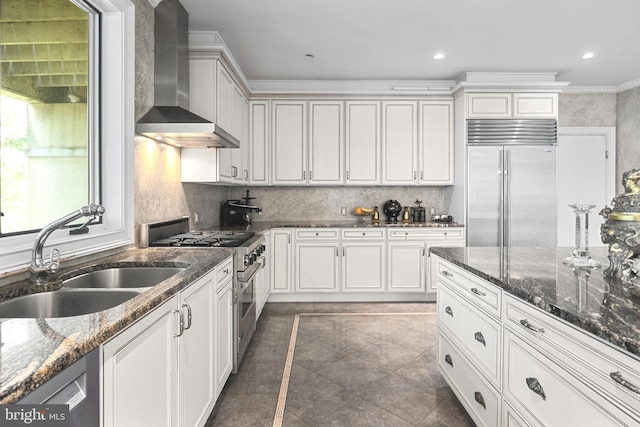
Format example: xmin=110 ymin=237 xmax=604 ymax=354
xmin=268 ymin=227 xmax=464 ymax=300
xmin=179 ymin=271 xmax=216 ymax=427
xmin=103 ymin=296 xmax=176 ymax=427
xmin=434 ymin=255 xmax=640 ymax=427
xmin=270 ymin=228 xmax=292 ymax=293
xmin=503 ymin=330 xmax=635 ymax=427
xmin=387 ymin=241 xmax=425 ymax=292
xmin=103 ymin=260 xmax=233 ymax=427
xmin=215 ymin=275 xmax=233 ymax=397
xmin=295 ymin=241 xmax=340 ymax=292
xmin=438 ymin=333 xmax=501 ymax=427
xmin=342 ymin=241 xmax=385 ymax=292
xmin=438 ymin=283 xmax=502 ymax=388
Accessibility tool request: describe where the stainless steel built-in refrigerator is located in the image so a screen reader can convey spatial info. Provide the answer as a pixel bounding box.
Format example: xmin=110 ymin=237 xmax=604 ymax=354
xmin=466 ymin=119 xmax=557 ymax=247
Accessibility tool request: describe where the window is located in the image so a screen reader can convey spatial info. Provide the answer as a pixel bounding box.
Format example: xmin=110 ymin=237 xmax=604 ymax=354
xmin=0 ymin=0 xmax=134 ymax=273
xmin=1 ymin=0 xmax=94 ymax=235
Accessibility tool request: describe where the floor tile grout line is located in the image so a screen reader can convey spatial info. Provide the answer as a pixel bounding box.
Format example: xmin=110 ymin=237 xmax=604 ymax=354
xmin=271 ymin=311 xmax=434 ymax=427
xmin=272 ymin=313 xmax=301 ymax=427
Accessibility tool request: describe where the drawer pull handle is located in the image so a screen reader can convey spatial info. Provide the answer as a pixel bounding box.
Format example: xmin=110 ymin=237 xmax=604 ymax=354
xmin=474 ymin=392 xmax=486 ymax=409
xmin=520 ymin=319 xmax=545 ymax=334
xmin=474 ymin=331 xmax=486 ymax=346
xmin=470 ymin=287 xmax=486 ymax=297
xmin=442 ymin=270 xmax=453 ymax=277
xmin=610 ymin=371 xmax=640 ymax=394
xmin=445 ymin=306 xmax=453 ymax=317
xmin=444 ymin=354 xmax=453 ymax=367
xmin=526 ymin=377 xmax=546 ymax=400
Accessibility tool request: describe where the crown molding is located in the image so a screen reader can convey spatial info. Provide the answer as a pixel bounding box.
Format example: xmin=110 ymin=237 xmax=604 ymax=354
xmin=617 ymin=77 xmax=640 ymax=93
xmin=247 ymin=80 xmax=455 ymax=96
xmin=561 ymin=86 xmax=618 ymax=94
xmin=146 ymin=0 xmax=161 ymax=7
xmin=188 ymin=31 xmax=251 ymax=95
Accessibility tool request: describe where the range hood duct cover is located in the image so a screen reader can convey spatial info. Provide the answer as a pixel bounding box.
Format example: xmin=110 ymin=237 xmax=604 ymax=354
xmin=136 ymin=0 xmax=239 ymax=148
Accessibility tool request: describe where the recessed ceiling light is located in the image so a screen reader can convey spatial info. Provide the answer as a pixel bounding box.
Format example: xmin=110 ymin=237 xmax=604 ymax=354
xmin=582 ymin=52 xmax=595 ymax=60
xmin=305 ymin=53 xmax=315 ymax=59
xmin=433 ymin=53 xmax=445 ymax=60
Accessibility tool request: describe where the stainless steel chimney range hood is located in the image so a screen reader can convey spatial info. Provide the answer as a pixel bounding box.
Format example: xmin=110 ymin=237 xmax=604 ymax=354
xmin=136 ymin=0 xmax=239 ymax=148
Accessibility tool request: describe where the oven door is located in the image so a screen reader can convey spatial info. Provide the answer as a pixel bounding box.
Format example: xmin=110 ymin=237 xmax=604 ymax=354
xmin=234 ymin=259 xmax=262 ymax=372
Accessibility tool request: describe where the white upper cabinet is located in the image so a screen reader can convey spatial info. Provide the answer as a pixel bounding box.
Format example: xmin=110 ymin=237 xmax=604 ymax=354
xmin=382 ymin=101 xmax=418 ymax=185
xmin=309 ymin=101 xmax=344 ymax=185
xmin=271 ymin=100 xmax=307 ymax=184
xmin=345 ymin=101 xmax=380 ymax=185
xmin=467 ymin=93 xmax=558 ymax=119
xmin=185 ymin=57 xmax=246 ymax=184
xmin=249 ymin=101 xmax=269 ymax=185
xmin=419 ymin=100 xmax=454 ymax=184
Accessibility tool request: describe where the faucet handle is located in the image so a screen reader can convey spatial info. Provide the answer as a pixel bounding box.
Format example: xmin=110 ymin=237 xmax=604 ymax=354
xmin=48 ymin=249 xmax=61 ymax=273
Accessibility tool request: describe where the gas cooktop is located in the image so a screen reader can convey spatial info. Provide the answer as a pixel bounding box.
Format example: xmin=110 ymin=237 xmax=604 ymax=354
xmin=149 ymin=230 xmax=256 ymax=248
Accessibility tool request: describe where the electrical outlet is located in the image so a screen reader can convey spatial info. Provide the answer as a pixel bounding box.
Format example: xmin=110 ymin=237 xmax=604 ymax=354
xmin=194 ymin=212 xmax=199 ymax=224
xmin=341 ymin=207 xmax=347 ymax=216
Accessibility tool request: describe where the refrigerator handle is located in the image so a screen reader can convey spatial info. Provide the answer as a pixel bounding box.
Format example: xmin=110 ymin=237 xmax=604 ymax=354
xmin=499 ymin=151 xmax=504 ymax=248
xmin=504 ymin=149 xmax=511 ymax=248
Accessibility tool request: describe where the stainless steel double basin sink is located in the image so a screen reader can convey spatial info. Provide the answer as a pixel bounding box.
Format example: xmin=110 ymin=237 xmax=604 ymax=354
xmin=0 ymin=267 xmax=185 ymax=318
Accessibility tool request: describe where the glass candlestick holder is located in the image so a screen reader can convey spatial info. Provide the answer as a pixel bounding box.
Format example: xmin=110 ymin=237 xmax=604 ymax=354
xmin=563 ymin=204 xmax=602 ymax=270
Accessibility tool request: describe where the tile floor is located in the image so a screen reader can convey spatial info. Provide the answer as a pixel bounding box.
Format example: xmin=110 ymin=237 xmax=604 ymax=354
xmin=205 ymin=303 xmax=476 ymax=426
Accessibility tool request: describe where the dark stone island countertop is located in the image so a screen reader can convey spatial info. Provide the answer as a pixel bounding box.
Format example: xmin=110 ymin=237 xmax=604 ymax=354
xmin=430 ymin=246 xmax=640 ymax=360
xmin=0 ymin=247 xmax=234 ymax=404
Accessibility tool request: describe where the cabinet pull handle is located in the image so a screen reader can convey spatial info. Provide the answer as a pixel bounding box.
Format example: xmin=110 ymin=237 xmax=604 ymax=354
xmin=173 ymin=309 xmax=185 ymax=338
xmin=420 ymin=171 xmax=424 ymax=180
xmin=442 ymin=270 xmax=453 ymax=277
xmin=342 ymin=247 xmax=345 ymax=257
xmin=444 ymin=306 xmax=453 ymax=317
xmin=444 ymin=354 xmax=453 ymax=367
xmin=610 ymin=371 xmax=640 ymax=394
xmin=474 ymin=391 xmax=486 ymax=409
xmin=303 ymin=170 xmax=306 ymax=180
xmin=520 ymin=319 xmax=545 ymax=334
xmin=413 ymin=171 xmax=417 ymax=181
xmin=244 ymin=169 xmax=248 ymax=180
xmin=474 ymin=331 xmax=486 ymax=346
xmin=335 ymin=247 xmax=339 ymax=256
xmin=526 ymin=377 xmax=546 ymax=400
xmin=346 ymin=171 xmax=349 ymax=180
xmin=182 ymin=304 xmax=192 ymax=330
xmin=471 ymin=287 xmax=486 ymax=297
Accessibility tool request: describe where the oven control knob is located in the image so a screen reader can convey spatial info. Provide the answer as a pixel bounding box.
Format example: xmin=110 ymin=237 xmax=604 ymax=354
xmin=256 ymin=247 xmax=263 ymax=256
xmin=244 ymin=255 xmax=251 ymax=266
xmin=251 ymin=253 xmax=258 ymax=262
xmin=260 ymin=244 xmax=266 ymax=253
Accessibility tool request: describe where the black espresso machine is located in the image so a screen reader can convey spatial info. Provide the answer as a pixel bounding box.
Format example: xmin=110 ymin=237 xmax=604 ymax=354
xmin=221 ymin=190 xmax=262 ymax=226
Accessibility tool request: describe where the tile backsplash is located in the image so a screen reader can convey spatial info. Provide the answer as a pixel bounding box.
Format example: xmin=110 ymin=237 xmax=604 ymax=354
xmin=229 ymin=186 xmax=446 ymax=222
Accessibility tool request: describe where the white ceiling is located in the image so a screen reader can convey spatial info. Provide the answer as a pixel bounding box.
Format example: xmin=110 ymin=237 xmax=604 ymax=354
xmin=179 ymin=0 xmax=640 ymax=89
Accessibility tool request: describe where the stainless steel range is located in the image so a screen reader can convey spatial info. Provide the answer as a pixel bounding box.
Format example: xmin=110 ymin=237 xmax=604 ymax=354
xmin=141 ymin=217 xmax=265 ymax=372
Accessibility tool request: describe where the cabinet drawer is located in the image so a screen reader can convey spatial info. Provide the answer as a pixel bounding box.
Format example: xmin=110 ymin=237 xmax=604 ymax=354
xmin=438 ymin=333 xmax=501 ymax=427
xmin=438 ymin=284 xmax=502 ymax=388
xmin=295 ymin=229 xmax=340 ymax=240
xmin=216 ymin=257 xmax=233 ymax=289
xmin=504 ymin=295 xmax=640 ymax=418
xmin=436 ymin=258 xmax=502 ymax=318
xmin=388 ymin=228 xmax=463 ymax=240
xmin=503 ymin=330 xmax=637 ymax=427
xmin=342 ymin=229 xmax=385 ymax=240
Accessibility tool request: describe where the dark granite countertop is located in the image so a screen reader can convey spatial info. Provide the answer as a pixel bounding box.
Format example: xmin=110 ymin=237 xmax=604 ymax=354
xmin=429 ymin=246 xmax=640 ymax=359
xmin=0 ymin=247 xmax=234 ymax=404
xmin=219 ymin=220 xmax=464 ymax=233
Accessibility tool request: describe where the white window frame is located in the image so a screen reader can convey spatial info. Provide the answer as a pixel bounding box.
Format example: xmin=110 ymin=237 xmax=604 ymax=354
xmin=0 ymin=0 xmax=135 ymax=274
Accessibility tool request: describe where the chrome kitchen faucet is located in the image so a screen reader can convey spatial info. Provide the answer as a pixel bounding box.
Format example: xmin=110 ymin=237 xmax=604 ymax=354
xmin=30 ymin=204 xmax=105 ymax=284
